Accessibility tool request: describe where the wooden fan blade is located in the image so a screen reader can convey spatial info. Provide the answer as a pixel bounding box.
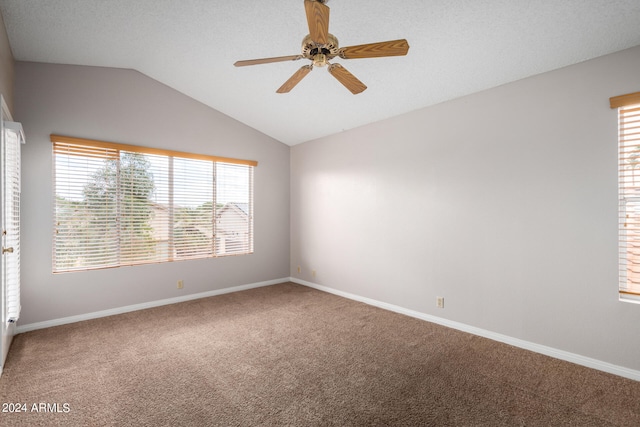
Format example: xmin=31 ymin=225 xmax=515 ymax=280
xmin=234 ymin=55 xmax=302 ymax=67
xmin=340 ymin=39 xmax=410 ymax=59
xmin=277 ymin=65 xmax=313 ymax=93
xmin=304 ymin=0 xmax=330 ymax=44
xmin=328 ymin=63 xmax=367 ymax=94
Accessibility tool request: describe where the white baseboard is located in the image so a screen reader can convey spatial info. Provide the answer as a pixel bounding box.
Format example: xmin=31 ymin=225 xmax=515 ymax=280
xmin=15 ymin=278 xmax=289 ymax=334
xmin=290 ymin=277 xmax=640 ymax=382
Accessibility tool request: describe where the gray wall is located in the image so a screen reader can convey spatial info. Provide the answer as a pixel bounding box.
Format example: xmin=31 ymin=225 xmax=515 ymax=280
xmin=0 ymin=10 xmax=13 ymax=113
xmin=16 ymin=62 xmax=290 ymax=325
xmin=291 ymin=45 xmax=640 ymax=372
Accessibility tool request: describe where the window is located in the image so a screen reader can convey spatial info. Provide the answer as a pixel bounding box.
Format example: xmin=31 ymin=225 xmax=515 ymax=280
xmin=52 ymin=135 xmax=256 ymax=273
xmin=611 ymin=92 xmax=640 ymax=301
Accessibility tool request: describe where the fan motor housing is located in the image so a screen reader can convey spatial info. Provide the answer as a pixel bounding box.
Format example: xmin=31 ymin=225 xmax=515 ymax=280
xmin=302 ymin=33 xmax=340 ymax=66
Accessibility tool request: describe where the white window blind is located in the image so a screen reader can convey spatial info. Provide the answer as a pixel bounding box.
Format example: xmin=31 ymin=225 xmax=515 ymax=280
xmin=4 ymin=122 xmax=22 ymax=322
xmin=52 ymin=135 xmax=256 ymax=273
xmin=613 ymin=92 xmax=640 ymax=300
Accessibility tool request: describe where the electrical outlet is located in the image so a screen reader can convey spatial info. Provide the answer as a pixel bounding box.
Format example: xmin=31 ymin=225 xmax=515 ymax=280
xmin=177 ymin=280 xmax=184 ymax=289
xmin=436 ymin=297 xmax=444 ymax=308
xmin=297 ymin=265 xmax=301 ymax=273
xmin=312 ymin=270 xmax=316 ymax=278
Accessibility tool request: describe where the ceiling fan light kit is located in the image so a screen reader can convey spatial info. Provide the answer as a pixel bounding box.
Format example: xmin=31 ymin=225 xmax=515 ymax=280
xmin=234 ymin=0 xmax=409 ymax=94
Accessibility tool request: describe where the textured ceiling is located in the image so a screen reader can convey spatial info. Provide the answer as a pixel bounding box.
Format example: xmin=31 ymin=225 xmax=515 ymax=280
xmin=1 ymin=0 xmax=640 ymax=145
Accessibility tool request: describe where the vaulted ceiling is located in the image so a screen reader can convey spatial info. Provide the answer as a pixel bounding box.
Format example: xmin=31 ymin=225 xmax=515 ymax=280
xmin=1 ymin=0 xmax=640 ymax=145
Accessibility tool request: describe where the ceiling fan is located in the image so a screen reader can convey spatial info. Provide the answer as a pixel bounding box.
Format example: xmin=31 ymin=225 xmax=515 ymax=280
xmin=234 ymin=0 xmax=410 ymax=94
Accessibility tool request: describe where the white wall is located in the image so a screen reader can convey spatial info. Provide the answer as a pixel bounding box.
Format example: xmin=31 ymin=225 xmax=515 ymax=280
xmin=16 ymin=62 xmax=290 ymax=325
xmin=291 ymin=45 xmax=640 ymax=372
xmin=0 ymin=9 xmax=13 ymax=113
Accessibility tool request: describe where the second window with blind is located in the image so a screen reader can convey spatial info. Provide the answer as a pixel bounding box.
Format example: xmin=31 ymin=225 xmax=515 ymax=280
xmin=612 ymin=91 xmax=640 ymax=301
xmin=52 ymin=135 xmax=256 ymax=273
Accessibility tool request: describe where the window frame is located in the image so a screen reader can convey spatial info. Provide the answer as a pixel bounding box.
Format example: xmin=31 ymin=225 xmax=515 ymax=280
xmin=51 ymin=134 xmax=257 ymax=273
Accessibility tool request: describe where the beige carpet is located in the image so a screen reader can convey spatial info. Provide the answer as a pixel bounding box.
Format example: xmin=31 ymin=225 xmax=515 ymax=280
xmin=0 ymin=282 xmax=639 ymax=426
